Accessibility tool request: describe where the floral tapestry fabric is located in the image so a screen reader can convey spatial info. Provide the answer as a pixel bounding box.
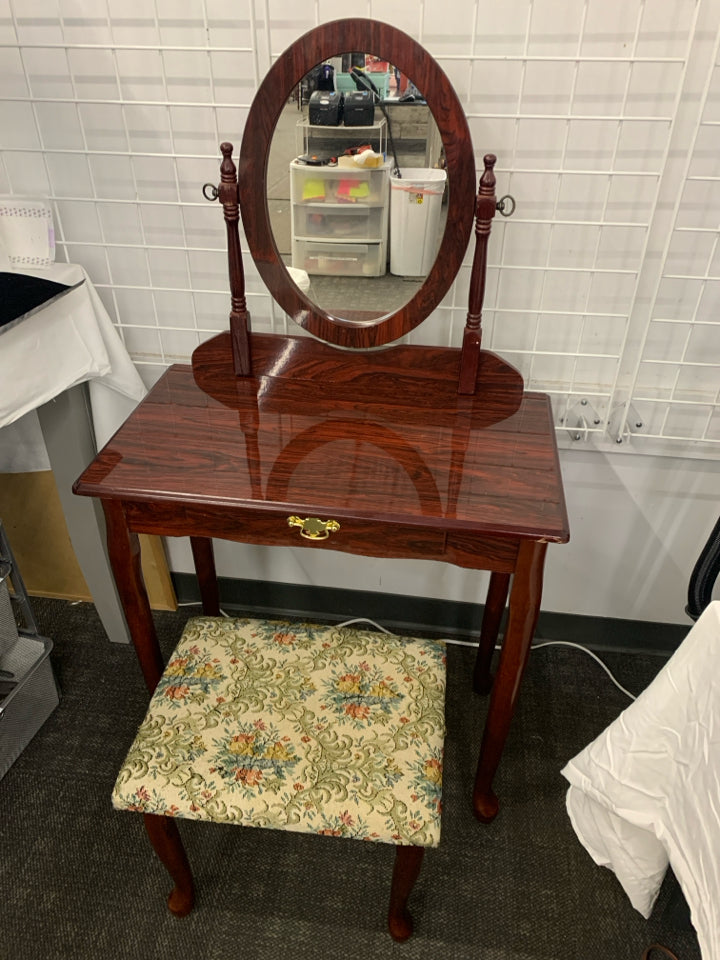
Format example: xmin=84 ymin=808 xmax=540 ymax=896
xmin=113 ymin=617 xmax=447 ymax=847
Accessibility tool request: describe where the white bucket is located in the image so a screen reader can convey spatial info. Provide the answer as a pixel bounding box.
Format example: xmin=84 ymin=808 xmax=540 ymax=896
xmin=389 ymin=168 xmax=447 ymax=277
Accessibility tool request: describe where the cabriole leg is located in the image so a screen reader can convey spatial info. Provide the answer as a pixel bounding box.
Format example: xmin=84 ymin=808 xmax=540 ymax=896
xmin=102 ymin=500 xmax=163 ymax=692
xmin=473 ymin=541 xmax=547 ymax=823
xmin=143 ymin=813 xmax=195 ymax=917
xmin=387 ymin=846 xmax=424 ymax=941
xmin=473 ymin=571 xmax=511 ymax=694
xmin=190 ymin=536 xmax=220 ymax=616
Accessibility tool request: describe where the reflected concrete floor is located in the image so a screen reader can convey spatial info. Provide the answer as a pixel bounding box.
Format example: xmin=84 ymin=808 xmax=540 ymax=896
xmin=304 ymin=271 xmax=423 ymax=314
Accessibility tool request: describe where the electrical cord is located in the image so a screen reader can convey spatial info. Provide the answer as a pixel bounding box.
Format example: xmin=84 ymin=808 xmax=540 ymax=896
xmin=349 ymin=67 xmax=402 ymax=177
xmin=337 ymin=619 xmax=636 ymax=700
xmin=340 ymin=619 xmax=675 ymax=960
xmin=530 ymin=640 xmax=637 ymax=701
xmin=341 ymin=620 xmax=638 ymax=700
xmin=642 ymin=945 xmax=680 ymax=960
xmin=337 ymin=616 xmax=393 ymax=633
xmin=179 ymin=608 xmax=637 ymax=700
xmin=177 ymin=601 xmax=231 ymax=618
xmin=179 ymin=606 xmax=669 ymax=958
xmin=686 ymin=514 xmax=720 ymax=621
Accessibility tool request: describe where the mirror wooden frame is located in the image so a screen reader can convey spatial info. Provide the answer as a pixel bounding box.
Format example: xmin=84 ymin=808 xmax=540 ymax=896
xmin=237 ymin=18 xmax=477 ymax=350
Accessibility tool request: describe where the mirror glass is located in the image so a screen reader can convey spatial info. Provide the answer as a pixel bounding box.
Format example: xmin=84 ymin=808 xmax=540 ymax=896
xmin=238 ymin=19 xmax=475 ymax=349
xmin=266 ymin=57 xmax=445 ymax=323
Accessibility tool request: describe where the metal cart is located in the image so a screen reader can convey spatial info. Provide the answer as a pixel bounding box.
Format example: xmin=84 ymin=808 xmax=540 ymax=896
xmin=0 ymin=520 xmax=60 ymax=780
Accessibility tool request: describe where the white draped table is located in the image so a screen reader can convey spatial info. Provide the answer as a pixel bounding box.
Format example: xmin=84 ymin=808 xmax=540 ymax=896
xmin=0 ymin=263 xmax=148 ymax=643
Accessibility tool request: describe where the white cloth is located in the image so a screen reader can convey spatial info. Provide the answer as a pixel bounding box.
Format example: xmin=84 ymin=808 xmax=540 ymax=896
xmin=0 ymin=263 xmax=146 ymax=456
xmin=562 ymin=601 xmax=720 ymax=960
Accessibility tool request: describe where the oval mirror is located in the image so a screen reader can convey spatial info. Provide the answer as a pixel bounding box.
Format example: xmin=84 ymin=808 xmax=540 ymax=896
xmin=266 ymin=67 xmax=444 ymax=324
xmin=238 ymin=19 xmax=476 ymax=349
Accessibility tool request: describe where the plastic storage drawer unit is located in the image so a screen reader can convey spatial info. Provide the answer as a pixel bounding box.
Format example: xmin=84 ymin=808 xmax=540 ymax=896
xmin=0 ymin=522 xmax=60 ymax=780
xmin=293 ymin=205 xmax=385 ymax=241
xmin=290 ymin=160 xmax=390 ymax=278
xmin=296 ymin=240 xmax=385 ymax=277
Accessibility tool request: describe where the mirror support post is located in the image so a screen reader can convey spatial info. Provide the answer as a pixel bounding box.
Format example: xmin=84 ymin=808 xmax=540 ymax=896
xmin=458 ymin=154 xmax=497 ymax=395
xmin=219 ymin=142 xmax=252 ymax=376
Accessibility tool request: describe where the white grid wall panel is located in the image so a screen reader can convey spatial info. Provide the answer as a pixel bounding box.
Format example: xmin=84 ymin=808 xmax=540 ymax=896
xmin=623 ymin=42 xmax=720 ymax=451
xmin=0 ymin=0 xmax=270 ymax=387
xmin=424 ymin=0 xmax=701 ymax=443
xmin=0 ymin=0 xmax=718 ymax=457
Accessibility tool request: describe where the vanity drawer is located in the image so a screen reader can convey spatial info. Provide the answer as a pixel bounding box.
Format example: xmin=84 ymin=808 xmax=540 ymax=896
xmin=124 ymin=501 xmax=519 ymax=572
xmin=126 ymin=501 xmax=444 ymax=559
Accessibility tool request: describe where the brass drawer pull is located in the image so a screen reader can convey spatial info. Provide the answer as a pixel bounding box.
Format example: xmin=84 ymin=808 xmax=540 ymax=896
xmin=287 ymin=516 xmax=340 ymax=540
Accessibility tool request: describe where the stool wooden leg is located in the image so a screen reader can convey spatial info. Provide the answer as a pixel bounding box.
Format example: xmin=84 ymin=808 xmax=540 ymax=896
xmin=387 ymin=846 xmax=424 ymax=942
xmin=473 ymin=541 xmax=547 ymax=823
xmin=473 ymin=572 xmax=511 ymax=694
xmin=143 ymin=813 xmax=195 ymax=917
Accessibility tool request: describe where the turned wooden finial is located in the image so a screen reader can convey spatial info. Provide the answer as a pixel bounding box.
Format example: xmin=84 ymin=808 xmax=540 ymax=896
xmin=477 ymin=154 xmax=497 ymax=227
xmin=217 ymin=142 xmax=251 ymax=376
xmin=458 ymin=153 xmax=498 ymax=395
xmin=480 ymin=154 xmax=496 ymax=188
xmin=220 ymin=142 xmax=234 ymax=178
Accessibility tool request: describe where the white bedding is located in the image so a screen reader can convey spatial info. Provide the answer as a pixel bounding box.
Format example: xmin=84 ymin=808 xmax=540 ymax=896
xmin=562 ymin=601 xmax=720 ymax=960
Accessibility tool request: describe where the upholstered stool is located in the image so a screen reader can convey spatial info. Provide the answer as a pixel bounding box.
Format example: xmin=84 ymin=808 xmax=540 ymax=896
xmin=113 ymin=616 xmax=447 ymax=939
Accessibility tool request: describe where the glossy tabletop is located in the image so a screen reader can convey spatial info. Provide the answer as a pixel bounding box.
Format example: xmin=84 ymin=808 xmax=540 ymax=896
xmin=75 ymin=332 xmax=569 ymax=546
xmin=74 ymin=330 xmax=569 ymax=823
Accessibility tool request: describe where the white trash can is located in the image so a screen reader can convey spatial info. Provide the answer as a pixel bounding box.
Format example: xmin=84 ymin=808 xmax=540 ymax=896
xmin=390 ymin=168 xmax=447 ymax=277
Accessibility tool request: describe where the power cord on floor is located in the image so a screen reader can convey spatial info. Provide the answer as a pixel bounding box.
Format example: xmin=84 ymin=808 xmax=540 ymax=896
xmin=642 ymin=945 xmax=680 ymax=960
xmin=179 ymin=609 xmax=638 ymax=702
xmin=178 ymin=601 xmax=232 ymax=617
xmin=530 ymin=640 xmax=637 ymax=701
xmin=337 ymin=616 xmax=393 ymax=634
xmin=336 ymin=619 xmax=638 ymax=701
xmin=337 ymin=621 xmax=675 ymax=960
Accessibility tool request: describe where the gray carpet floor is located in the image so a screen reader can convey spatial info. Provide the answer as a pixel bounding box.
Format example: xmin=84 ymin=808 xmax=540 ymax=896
xmin=0 ymin=599 xmax=703 ymax=960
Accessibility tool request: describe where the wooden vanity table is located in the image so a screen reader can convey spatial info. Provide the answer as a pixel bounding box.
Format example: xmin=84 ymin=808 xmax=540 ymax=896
xmin=74 ymin=19 xmax=568 ymax=829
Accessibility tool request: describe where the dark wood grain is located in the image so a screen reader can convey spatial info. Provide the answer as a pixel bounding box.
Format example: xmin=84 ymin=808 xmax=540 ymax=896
xmin=473 ymin=571 xmax=510 ymax=694
xmin=459 ymin=155 xmax=497 ymax=394
xmin=388 ymin=846 xmax=424 ymax=942
xmin=75 ymin=332 xmax=568 ymax=820
xmin=102 ymin=500 xmax=164 ymax=692
xmin=191 ymin=332 xmax=525 ymax=426
xmin=75 ymin=334 xmax=568 ymax=544
xmin=218 ymin=142 xmax=251 ymax=375
xmin=123 ymin=500 xmax=520 ymax=571
xmin=143 ymin=814 xmax=195 ymax=917
xmin=236 ymin=19 xmax=476 ymax=349
xmin=473 ymin=539 xmax=548 ymax=822
xmin=75 ymin=20 xmax=572 ymax=934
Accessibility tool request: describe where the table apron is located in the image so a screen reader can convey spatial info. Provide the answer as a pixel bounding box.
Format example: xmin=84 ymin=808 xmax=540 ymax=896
xmin=122 ymin=500 xmax=519 ymax=572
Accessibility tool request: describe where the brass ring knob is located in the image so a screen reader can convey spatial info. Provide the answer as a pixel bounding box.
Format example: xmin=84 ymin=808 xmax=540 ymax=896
xmin=496 ymin=194 xmax=516 ymax=217
xmin=287 ymin=516 xmax=340 ymax=540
